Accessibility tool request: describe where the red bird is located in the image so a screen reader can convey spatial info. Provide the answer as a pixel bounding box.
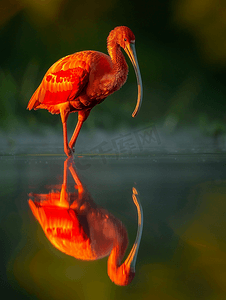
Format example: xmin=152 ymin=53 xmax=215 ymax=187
xmin=27 ymin=26 xmax=143 ymax=156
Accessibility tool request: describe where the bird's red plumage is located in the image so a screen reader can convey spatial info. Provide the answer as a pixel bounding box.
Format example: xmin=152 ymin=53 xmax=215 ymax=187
xmin=27 ymin=50 xmax=121 ymax=114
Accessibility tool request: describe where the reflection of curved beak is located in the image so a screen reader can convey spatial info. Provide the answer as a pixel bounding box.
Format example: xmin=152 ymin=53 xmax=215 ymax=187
xmin=124 ymin=187 xmax=143 ymax=271
xmin=125 ymin=43 xmax=143 ymax=117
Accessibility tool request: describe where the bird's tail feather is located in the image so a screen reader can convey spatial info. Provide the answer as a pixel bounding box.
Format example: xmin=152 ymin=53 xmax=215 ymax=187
xmin=27 ymin=86 xmax=41 ymax=110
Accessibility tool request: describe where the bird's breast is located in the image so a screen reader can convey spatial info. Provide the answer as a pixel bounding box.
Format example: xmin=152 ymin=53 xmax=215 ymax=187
xmin=87 ymin=68 xmax=127 ymax=101
xmin=84 ymin=51 xmax=126 ymax=99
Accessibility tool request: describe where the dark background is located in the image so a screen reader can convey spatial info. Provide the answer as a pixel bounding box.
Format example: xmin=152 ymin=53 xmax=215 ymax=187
xmin=1 ymin=2 xmax=226 ymax=298
xmin=1 ymin=0 xmax=226 ymax=137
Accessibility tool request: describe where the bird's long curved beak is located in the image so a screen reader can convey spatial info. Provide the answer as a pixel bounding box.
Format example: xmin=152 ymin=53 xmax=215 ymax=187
xmin=125 ymin=43 xmax=143 ymax=117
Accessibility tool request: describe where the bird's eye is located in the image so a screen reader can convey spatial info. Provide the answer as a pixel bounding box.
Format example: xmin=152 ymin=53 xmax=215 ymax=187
xmin=124 ymin=38 xmax=127 ymax=41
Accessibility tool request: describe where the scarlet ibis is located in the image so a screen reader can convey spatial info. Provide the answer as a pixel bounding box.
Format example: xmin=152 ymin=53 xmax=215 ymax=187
xmin=27 ymin=26 xmax=143 ymax=156
xmin=28 ymin=157 xmax=143 ymax=286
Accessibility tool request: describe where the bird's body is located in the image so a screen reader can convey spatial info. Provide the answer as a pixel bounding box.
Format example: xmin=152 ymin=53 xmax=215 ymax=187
xmin=28 ymin=50 xmax=128 ymax=113
xmin=27 ymin=26 xmax=142 ymax=156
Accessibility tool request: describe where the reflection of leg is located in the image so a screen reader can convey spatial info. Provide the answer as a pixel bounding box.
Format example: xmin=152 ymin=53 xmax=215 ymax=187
xmin=63 ymin=156 xmax=73 ymax=185
xmin=59 ymin=157 xmax=73 ymax=207
xmin=68 ymin=162 xmax=84 ymax=196
xmin=69 ymin=110 xmax=91 ymax=151
xmin=69 ymin=159 xmax=97 ymax=211
xmin=69 ymin=161 xmax=85 ymax=210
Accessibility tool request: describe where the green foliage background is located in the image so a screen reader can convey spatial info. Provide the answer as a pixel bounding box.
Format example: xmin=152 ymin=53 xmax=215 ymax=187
xmin=0 ymin=0 xmax=226 ymax=136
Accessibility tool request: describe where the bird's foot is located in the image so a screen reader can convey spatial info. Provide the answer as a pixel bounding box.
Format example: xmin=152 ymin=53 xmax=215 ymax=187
xmin=65 ymin=146 xmax=73 ymax=157
xmin=69 ymin=145 xmax=75 ymax=153
xmin=68 ymin=140 xmax=75 ymax=150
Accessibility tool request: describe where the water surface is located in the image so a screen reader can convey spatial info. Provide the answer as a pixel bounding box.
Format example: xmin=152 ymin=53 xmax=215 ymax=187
xmin=1 ymin=151 xmax=226 ymax=299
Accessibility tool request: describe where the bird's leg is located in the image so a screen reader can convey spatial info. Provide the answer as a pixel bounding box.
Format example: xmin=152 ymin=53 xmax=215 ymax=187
xmin=69 ymin=110 xmax=90 ymax=151
xmin=60 ymin=109 xmax=72 ymax=157
xmin=62 ymin=122 xmax=72 ymax=156
xmin=68 ymin=120 xmax=83 ymax=152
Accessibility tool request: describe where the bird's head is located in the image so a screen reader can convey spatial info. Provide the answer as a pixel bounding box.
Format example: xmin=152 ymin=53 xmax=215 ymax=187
xmin=111 ymin=26 xmax=136 ymax=49
xmin=108 ymin=257 xmax=136 ymax=286
xmin=108 ymin=26 xmax=143 ymax=117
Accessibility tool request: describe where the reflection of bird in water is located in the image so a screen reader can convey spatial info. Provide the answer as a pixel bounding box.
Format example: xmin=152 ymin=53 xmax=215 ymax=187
xmin=27 ymin=26 xmax=143 ymax=156
xmin=28 ymin=157 xmax=143 ymax=286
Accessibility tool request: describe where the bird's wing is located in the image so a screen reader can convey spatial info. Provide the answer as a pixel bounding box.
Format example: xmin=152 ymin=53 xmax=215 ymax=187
xmin=27 ymin=54 xmax=90 ymax=110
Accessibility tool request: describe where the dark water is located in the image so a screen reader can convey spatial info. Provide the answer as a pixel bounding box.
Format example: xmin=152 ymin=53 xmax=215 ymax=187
xmin=1 ymin=152 xmax=226 ymax=300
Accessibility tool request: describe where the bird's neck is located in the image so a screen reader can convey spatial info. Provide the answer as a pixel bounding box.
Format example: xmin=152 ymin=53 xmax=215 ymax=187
xmin=107 ymin=41 xmax=128 ymax=85
xmin=107 ymin=245 xmax=134 ymax=286
xmin=107 ymin=222 xmax=130 ymax=285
